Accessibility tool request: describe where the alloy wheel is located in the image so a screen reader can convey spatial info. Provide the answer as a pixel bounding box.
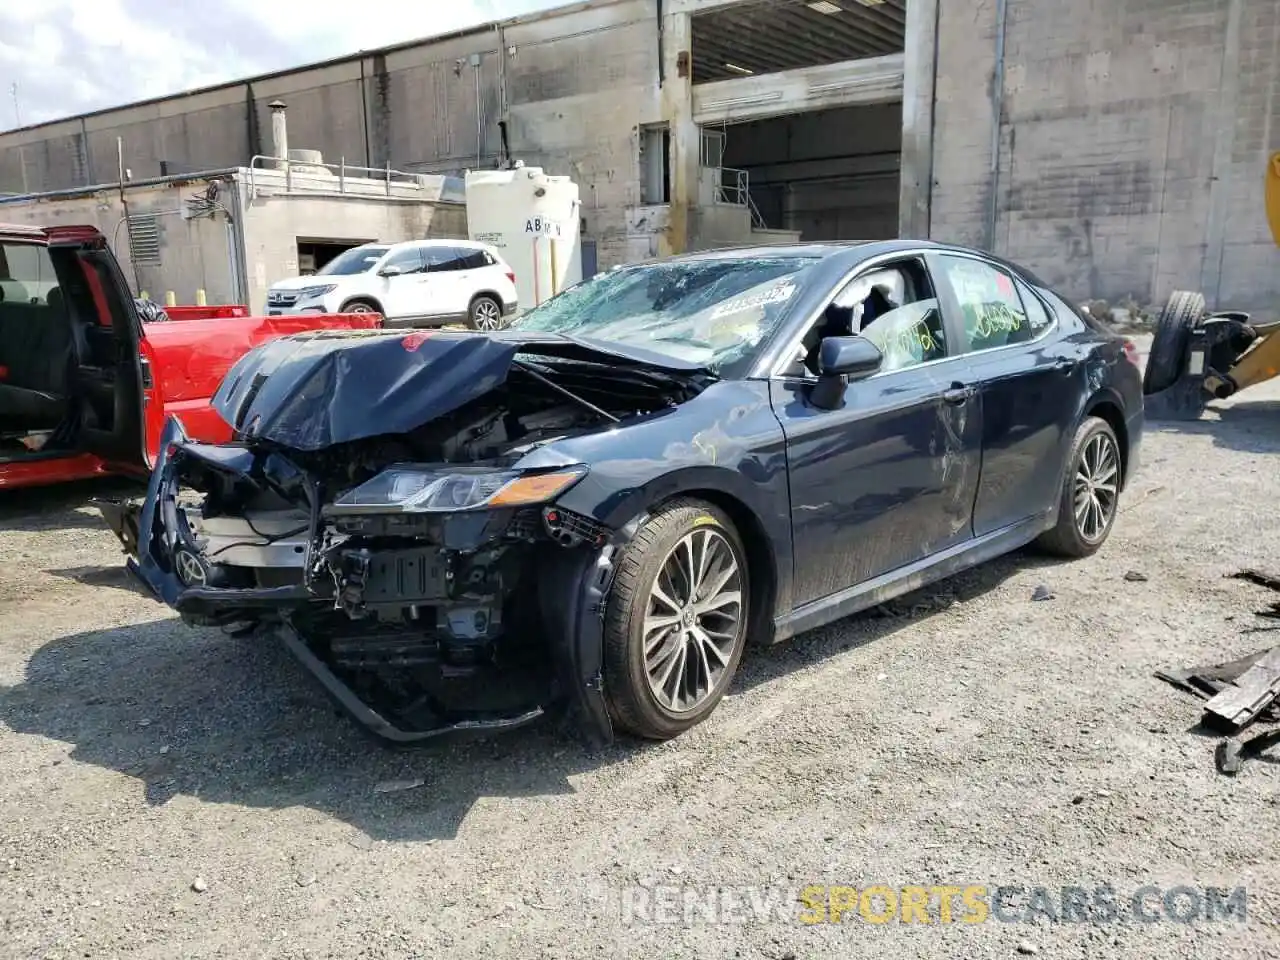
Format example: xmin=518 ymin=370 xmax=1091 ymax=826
xmin=642 ymin=528 xmax=744 ymax=713
xmin=1073 ymin=432 xmax=1119 ymax=542
xmin=473 ymin=298 xmax=502 ymax=330
xmin=347 ymin=303 xmax=373 ymax=313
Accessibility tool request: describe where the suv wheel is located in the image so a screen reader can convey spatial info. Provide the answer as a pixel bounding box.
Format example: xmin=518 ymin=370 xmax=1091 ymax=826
xmin=468 ymin=295 xmax=503 ymax=330
xmin=339 ymin=297 xmax=380 ymax=315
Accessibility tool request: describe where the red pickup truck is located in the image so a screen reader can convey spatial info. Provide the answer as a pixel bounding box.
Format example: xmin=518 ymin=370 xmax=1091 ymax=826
xmin=0 ymin=223 xmax=380 ymax=490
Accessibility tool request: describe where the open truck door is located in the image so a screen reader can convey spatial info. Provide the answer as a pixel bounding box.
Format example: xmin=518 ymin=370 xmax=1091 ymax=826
xmin=44 ymin=226 xmax=151 ymax=473
xmin=0 ymin=224 xmax=150 ymax=491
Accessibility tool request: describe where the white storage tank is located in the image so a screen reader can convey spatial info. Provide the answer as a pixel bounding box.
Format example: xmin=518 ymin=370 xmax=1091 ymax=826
xmin=465 ymin=165 xmax=582 ymax=311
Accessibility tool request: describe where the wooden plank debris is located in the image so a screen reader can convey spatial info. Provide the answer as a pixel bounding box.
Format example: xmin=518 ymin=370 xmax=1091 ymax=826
xmin=1202 ymin=646 xmax=1280 ymax=731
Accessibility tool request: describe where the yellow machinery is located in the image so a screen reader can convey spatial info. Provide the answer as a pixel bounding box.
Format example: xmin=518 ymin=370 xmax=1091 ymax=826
xmin=1143 ymin=151 xmax=1280 ymax=418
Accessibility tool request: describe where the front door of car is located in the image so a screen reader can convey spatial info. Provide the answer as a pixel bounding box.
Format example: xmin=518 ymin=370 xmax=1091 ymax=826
xmin=927 ymin=252 xmax=1085 ymax=537
xmin=377 ymin=246 xmax=428 ymax=320
xmin=769 ymin=256 xmax=984 ymax=608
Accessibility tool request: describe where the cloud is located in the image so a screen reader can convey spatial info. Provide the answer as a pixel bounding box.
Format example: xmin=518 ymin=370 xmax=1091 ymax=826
xmin=0 ymin=0 xmax=562 ymax=130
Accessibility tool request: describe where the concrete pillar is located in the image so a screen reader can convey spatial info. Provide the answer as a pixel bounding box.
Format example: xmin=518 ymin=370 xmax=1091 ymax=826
xmin=899 ymin=0 xmax=938 ymax=240
xmin=660 ymin=9 xmax=700 ymax=256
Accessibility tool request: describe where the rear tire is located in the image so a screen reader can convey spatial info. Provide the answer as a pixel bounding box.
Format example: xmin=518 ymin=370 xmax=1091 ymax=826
xmin=602 ymin=499 xmax=750 ymax=740
xmin=1143 ymin=290 xmax=1205 ymax=394
xmin=467 ymin=295 xmax=504 ymax=331
xmin=339 ymin=297 xmax=381 ymax=316
xmin=1036 ymin=416 xmax=1122 ymax=558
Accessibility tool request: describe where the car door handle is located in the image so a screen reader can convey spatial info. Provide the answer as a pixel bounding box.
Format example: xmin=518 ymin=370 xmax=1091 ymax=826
xmin=942 ymin=383 xmax=973 ymax=405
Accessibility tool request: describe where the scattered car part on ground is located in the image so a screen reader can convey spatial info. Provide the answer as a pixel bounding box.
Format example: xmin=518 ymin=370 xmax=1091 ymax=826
xmin=1158 ymin=566 xmax=1280 ymax=775
xmin=1155 ymin=647 xmax=1280 ymax=722
xmin=265 ymin=239 xmax=518 ymax=330
xmin=1202 ymin=646 xmax=1280 ymax=731
xmin=106 ymin=239 xmax=1145 ymax=746
xmin=1216 ymin=726 xmax=1280 ymax=775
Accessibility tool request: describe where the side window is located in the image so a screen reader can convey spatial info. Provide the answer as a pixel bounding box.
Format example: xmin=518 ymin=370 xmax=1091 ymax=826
xmin=0 ymin=242 xmax=59 ymax=304
xmin=796 ymin=258 xmax=947 ymax=376
xmin=1016 ymin=280 xmax=1056 ymax=338
xmin=381 ymin=246 xmax=426 ymax=274
xmin=458 ymin=249 xmax=488 ymax=270
xmin=935 ymin=255 xmax=1050 ymax=353
xmin=425 ymin=247 xmax=473 ymax=272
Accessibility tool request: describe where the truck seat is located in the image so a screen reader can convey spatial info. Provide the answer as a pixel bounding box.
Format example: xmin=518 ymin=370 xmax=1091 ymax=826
xmin=0 ymin=287 xmax=76 ymax=430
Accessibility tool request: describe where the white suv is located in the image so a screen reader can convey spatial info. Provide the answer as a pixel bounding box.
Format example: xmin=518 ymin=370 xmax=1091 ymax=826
xmin=266 ymin=239 xmax=518 ymax=329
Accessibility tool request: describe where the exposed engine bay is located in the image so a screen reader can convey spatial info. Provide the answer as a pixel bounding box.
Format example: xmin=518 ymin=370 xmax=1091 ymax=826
xmin=115 ymin=330 xmax=711 ymax=743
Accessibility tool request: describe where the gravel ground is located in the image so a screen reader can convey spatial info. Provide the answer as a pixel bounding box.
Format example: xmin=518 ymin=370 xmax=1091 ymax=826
xmin=1 ymin=336 xmax=1278 ymax=959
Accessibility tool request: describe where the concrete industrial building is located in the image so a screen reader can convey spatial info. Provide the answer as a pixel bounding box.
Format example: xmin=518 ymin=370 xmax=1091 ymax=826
xmin=1 ymin=0 xmax=1278 ymax=314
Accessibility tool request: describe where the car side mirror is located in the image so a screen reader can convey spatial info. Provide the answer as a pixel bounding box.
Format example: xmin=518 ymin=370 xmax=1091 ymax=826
xmin=810 ymin=335 xmax=882 ymax=410
xmin=378 ymin=264 xmax=404 ymax=277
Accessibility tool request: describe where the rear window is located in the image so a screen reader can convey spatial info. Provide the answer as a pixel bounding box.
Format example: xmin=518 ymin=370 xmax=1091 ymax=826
xmin=0 ymin=242 xmax=58 ymax=304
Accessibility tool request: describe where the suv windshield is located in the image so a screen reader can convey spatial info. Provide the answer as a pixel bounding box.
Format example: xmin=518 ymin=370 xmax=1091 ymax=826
xmin=511 ymin=255 xmax=818 ymax=376
xmin=316 ymin=246 xmax=388 ymax=276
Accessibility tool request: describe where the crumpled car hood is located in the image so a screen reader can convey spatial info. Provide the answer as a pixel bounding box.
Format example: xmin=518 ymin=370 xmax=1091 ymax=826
xmin=211 ymin=328 xmax=707 ymax=450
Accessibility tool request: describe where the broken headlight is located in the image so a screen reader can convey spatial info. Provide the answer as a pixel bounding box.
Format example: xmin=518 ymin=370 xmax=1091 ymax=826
xmin=327 ymin=464 xmax=587 ymax=514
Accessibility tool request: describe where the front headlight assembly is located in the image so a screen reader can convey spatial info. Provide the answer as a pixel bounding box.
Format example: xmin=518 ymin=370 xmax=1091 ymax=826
xmin=297 ymin=284 xmax=337 ymax=299
xmin=327 ymin=465 xmax=588 ymax=515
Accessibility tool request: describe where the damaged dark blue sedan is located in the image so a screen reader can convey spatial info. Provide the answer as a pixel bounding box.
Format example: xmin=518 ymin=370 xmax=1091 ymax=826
xmin=109 ymin=240 xmax=1144 ymax=745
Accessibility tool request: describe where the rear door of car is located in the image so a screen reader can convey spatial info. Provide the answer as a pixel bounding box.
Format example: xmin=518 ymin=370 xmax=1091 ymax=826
xmin=768 ymin=253 xmax=985 ymax=607
xmin=926 ymin=251 xmax=1084 ymax=536
xmin=421 ymin=245 xmax=474 ymax=318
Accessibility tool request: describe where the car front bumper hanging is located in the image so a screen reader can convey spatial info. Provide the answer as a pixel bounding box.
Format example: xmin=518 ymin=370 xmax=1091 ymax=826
xmin=108 ymin=416 xmax=617 ymax=747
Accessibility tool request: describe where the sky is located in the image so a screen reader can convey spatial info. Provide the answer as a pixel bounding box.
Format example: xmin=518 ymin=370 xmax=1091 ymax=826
xmin=0 ymin=0 xmax=564 ymax=130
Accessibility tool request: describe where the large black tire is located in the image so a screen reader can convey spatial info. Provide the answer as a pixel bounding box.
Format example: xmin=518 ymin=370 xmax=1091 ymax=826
xmin=1143 ymin=290 xmax=1205 ymax=394
xmin=467 ymin=294 xmax=504 ymax=330
xmin=1035 ymin=416 xmax=1123 ymax=558
xmin=602 ymin=498 xmax=751 ymax=740
xmin=338 ymin=297 xmax=382 ymax=316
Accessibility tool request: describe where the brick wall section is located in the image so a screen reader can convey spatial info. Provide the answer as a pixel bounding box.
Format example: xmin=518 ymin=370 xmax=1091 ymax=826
xmin=931 ymin=0 xmax=1280 ymax=316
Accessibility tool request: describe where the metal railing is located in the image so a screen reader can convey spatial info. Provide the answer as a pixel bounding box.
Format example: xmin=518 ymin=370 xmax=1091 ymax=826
xmin=713 ymin=166 xmax=768 ymax=230
xmin=246 ymin=155 xmax=456 ymax=202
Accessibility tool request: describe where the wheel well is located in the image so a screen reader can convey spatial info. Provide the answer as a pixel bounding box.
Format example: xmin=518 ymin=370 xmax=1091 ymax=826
xmin=470 ymin=290 xmax=502 ymax=308
xmin=340 ymin=295 xmax=382 ymax=312
xmin=1085 ymin=397 xmax=1129 ymax=485
xmin=656 ymin=488 xmax=778 ymax=645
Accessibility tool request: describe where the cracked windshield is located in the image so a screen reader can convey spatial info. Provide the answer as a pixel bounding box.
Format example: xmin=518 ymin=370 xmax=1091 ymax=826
xmin=512 ymin=256 xmax=819 ymax=374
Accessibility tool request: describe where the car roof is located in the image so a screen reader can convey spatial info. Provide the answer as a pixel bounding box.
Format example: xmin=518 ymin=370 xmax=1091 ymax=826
xmin=630 ymin=239 xmax=1049 ymax=287
xmin=384 ymin=238 xmax=485 ymax=250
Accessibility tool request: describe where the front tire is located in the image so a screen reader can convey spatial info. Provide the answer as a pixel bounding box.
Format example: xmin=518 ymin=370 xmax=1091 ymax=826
xmin=1036 ymin=416 xmax=1122 ymax=558
xmin=602 ymin=499 xmax=750 ymax=740
xmin=338 ymin=297 xmax=381 ymax=316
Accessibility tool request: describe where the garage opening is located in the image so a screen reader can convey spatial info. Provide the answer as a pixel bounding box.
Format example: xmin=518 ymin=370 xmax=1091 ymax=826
xmin=691 ymin=0 xmax=906 ymax=82
xmin=295 ymin=238 xmax=375 ymax=276
xmin=716 ymin=102 xmax=902 ymax=242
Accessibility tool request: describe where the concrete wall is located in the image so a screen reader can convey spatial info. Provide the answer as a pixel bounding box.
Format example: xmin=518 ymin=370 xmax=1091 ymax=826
xmin=720 ymin=102 xmax=903 ymax=242
xmin=929 ymin=0 xmax=1280 ymax=315
xmin=0 ymin=0 xmax=664 ymax=271
xmin=0 ymin=179 xmax=236 ymax=306
xmin=0 ymin=172 xmax=467 ymax=311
